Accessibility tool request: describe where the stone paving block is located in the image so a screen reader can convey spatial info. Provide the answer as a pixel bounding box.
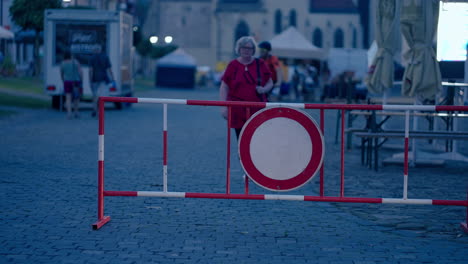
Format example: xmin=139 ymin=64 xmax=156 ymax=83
xmin=1 ymin=88 xmax=467 ymax=263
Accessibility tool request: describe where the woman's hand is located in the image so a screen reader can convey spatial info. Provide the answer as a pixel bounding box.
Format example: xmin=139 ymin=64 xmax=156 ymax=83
xmin=256 ymin=78 xmax=274 ymax=94
xmin=256 ymin=85 xmax=268 ymax=94
xmin=221 ymin=107 xmax=228 ymax=120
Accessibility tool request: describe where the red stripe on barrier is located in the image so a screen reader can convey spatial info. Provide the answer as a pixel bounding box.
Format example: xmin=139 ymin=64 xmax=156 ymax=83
xmin=435 ymin=105 xmax=468 ymax=111
xmin=305 ymin=104 xmax=384 ymax=110
xmin=226 ymin=107 xmax=231 ymax=194
xmin=320 ymin=109 xmax=325 ymax=197
xmin=340 ymin=109 xmax=345 ymax=197
xmin=98 ymin=99 xmax=105 ymax=135
xmin=104 ymin=191 xmax=138 ymax=196
xmin=186 ymin=193 xmax=265 ymax=200
xmin=100 ymin=96 xmax=138 ymax=103
xmin=187 ymin=100 xmax=267 ymax=108
xmin=304 ymin=196 xmax=383 ymax=203
xmin=97 ymin=160 xmax=104 ymax=219
xmin=432 ymin=200 xmax=468 ymax=206
xmin=163 ymin=131 xmax=168 ymax=165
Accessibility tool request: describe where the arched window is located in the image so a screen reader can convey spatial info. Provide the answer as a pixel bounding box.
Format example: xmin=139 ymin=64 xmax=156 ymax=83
xmin=313 ymin=28 xmax=322 ymax=48
xmin=274 ymin=9 xmax=282 ymax=34
xmin=289 ymin=9 xmax=297 ymax=27
xmin=352 ymin=28 xmax=357 ymax=48
xmin=235 ymin=20 xmax=250 ymax=42
xmin=334 ymin=28 xmax=344 ymax=48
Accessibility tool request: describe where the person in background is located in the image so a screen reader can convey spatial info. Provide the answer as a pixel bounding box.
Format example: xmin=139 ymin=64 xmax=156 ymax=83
xmin=60 ymin=52 xmax=83 ymax=119
xmin=219 ymin=36 xmax=273 ymax=139
xmin=89 ymin=45 xmax=114 ymax=117
xmin=258 ymin=41 xmax=282 ymax=100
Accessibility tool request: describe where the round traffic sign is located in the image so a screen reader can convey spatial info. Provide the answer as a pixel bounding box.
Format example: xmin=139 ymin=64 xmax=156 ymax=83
xmin=238 ymin=107 xmax=324 ymax=191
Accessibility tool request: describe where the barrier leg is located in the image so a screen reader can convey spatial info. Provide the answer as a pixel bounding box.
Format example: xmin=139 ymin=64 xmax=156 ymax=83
xmin=92 ymin=98 xmax=111 ymax=230
xmin=461 ymin=189 xmax=468 ymax=233
xmin=226 ymin=106 xmax=231 ymax=194
xmin=320 ymin=109 xmax=324 ymax=197
xmin=340 ymin=109 xmax=345 ymax=197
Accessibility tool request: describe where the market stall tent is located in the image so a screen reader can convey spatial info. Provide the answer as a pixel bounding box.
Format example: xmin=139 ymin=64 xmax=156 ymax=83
xmin=269 ymin=26 xmax=325 ymax=60
xmin=156 ymin=48 xmax=197 ymax=88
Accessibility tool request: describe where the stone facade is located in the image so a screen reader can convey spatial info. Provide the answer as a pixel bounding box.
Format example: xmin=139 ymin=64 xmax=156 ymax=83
xmin=143 ymin=0 xmax=365 ymax=68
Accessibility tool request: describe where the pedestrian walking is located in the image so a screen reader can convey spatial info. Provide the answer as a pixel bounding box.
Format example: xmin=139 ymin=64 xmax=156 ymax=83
xmin=60 ymin=52 xmax=83 ymax=119
xmin=219 ymin=36 xmax=273 ymax=139
xmin=258 ymin=41 xmax=282 ymax=100
xmin=89 ymin=45 xmax=114 ymax=117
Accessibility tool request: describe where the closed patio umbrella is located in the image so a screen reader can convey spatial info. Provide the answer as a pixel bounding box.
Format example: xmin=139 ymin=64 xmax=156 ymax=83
xmin=400 ymin=0 xmax=441 ymax=102
xmin=367 ymin=0 xmax=400 ymax=95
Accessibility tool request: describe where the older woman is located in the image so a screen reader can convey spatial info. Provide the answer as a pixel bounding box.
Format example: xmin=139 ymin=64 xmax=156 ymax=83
xmin=220 ymin=36 xmax=273 ymax=139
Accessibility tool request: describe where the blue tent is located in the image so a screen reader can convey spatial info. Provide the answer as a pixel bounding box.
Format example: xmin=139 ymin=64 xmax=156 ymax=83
xmin=156 ymin=48 xmax=197 ymax=88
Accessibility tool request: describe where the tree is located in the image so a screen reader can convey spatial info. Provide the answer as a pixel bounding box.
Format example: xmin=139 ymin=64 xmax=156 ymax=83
xmin=10 ymin=0 xmax=62 ymax=75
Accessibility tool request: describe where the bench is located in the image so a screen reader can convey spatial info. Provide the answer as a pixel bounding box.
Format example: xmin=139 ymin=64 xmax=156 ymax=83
xmin=346 ymin=110 xmax=468 ymax=149
xmin=354 ymin=131 xmax=468 ymax=171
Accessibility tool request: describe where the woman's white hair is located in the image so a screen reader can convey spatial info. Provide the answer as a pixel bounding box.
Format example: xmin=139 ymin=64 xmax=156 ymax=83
xmin=235 ymin=36 xmax=257 ymax=55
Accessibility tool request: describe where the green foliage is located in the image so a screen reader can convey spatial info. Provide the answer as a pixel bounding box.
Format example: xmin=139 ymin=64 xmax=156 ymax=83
xmin=136 ymin=39 xmax=152 ymax=56
xmin=133 ymin=27 xmax=143 ymax=46
xmin=9 ymin=0 xmax=62 ymax=31
xmin=0 ymin=93 xmax=49 ymax=109
xmin=135 ymin=34 xmax=178 ymax=59
xmin=0 ymin=77 xmax=43 ymax=95
xmin=150 ymin=45 xmax=178 ymax=59
xmin=0 ymin=56 xmax=16 ymax=77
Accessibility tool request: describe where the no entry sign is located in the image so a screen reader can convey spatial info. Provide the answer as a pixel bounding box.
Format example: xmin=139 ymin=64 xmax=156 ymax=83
xmin=239 ymin=107 xmax=324 ymax=191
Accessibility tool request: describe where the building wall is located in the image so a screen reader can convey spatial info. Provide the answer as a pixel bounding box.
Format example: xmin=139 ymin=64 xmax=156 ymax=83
xmin=145 ymin=0 xmax=367 ymax=68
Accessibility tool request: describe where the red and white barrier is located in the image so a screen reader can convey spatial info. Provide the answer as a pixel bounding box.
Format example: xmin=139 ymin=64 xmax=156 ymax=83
xmin=92 ymin=96 xmax=468 ymax=232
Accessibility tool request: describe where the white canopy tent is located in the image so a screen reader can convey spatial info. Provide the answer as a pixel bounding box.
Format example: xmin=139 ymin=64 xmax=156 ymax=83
xmin=269 ymin=26 xmax=326 ymax=60
xmin=157 ymin=48 xmax=196 ymax=67
xmin=0 ymin=26 xmax=14 ymax=39
xmin=156 ymin=48 xmax=197 ymax=88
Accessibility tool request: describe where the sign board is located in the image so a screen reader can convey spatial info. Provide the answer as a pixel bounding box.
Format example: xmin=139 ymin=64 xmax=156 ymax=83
xmin=239 ymin=107 xmax=324 ymax=191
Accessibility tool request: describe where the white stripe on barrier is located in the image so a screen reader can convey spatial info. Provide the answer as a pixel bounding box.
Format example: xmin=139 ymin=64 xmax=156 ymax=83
xmin=163 ymin=104 xmax=168 ymax=131
xmin=403 ymin=174 xmax=408 ymax=200
xmin=163 ymin=165 xmax=168 ymax=192
xmin=138 ymin=191 xmax=186 ymax=198
xmin=98 ymin=135 xmax=104 ymax=161
xmin=383 ymin=105 xmax=436 ymax=111
xmin=382 ymin=198 xmax=433 ymax=205
xmin=265 ymin=195 xmax=305 ymax=201
xmin=138 ymin=98 xmax=188 ymax=105
xmin=266 ymin=103 xmax=306 ymax=109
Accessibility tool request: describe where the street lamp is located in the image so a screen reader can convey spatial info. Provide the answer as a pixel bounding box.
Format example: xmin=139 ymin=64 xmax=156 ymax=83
xmin=149 ymin=36 xmax=158 ymax=44
xmin=164 ymin=36 xmax=173 ymax=44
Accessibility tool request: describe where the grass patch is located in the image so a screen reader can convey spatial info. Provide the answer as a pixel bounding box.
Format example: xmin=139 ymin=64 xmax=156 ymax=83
xmin=0 ymin=92 xmax=49 ymax=109
xmin=134 ymin=77 xmax=154 ymax=93
xmin=0 ymin=109 xmax=17 ymax=118
xmin=0 ymin=77 xmax=43 ymax=95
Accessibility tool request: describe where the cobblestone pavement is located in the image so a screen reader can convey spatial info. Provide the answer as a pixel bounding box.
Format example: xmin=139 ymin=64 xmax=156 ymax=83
xmin=1 ymin=87 xmax=467 ymax=263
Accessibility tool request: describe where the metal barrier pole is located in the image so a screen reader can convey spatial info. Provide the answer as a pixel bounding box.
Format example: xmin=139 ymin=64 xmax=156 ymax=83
xmin=163 ymin=104 xmax=168 ymax=192
xmin=91 ymin=97 xmax=468 ymax=233
xmin=462 ymin=189 xmax=468 ymax=232
xmin=403 ymin=111 xmax=410 ymax=200
xmin=92 ymin=98 xmax=110 ymax=230
xmin=320 ymin=109 xmax=325 ymax=197
xmin=340 ymin=109 xmax=345 ymax=197
xmin=226 ymin=106 xmax=231 ymax=194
